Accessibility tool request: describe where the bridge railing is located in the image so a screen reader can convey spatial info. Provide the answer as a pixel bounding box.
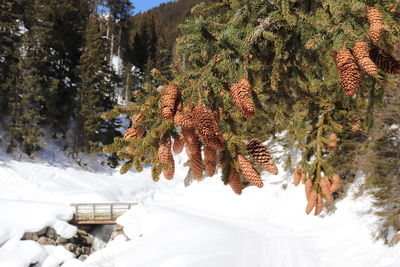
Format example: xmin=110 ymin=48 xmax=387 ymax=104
xmin=71 ymin=202 xmax=137 ymax=224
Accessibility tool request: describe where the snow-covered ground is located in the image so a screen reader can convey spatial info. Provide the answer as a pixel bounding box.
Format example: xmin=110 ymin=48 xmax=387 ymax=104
xmin=0 ymin=145 xmax=399 ymax=267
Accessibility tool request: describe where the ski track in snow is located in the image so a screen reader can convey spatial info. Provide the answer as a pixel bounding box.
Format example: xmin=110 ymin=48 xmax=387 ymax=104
xmin=0 ymin=149 xmax=399 ymax=267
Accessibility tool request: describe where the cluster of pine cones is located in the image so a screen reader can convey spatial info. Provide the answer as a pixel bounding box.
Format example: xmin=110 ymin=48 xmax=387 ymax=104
xmin=334 ymin=7 xmax=400 ymax=97
xmin=149 ymin=78 xmax=278 ymax=194
xmin=294 ymin=168 xmax=341 ymax=215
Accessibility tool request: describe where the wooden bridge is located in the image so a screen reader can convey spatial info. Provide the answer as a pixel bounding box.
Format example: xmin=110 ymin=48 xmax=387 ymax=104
xmin=71 ymin=202 xmax=137 ymax=225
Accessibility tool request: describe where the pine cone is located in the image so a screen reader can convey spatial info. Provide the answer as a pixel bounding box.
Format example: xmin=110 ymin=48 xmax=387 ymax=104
xmin=352 ymin=41 xmax=378 ymax=76
xmin=182 ymin=128 xmax=203 ymax=180
xmin=329 ymin=174 xmax=341 ymax=193
xmin=132 ymin=113 xmax=144 ymax=125
xmin=328 ymin=133 xmax=338 ymax=153
xmin=158 ymin=138 xmax=175 ymax=180
xmin=369 ymin=23 xmax=385 ymax=44
xmin=293 ymin=168 xmax=302 ymax=186
xmin=334 ymin=49 xmax=362 ymax=96
xmin=237 ymin=154 xmax=263 ymax=188
xmin=228 ymin=168 xmax=242 ymax=195
xmin=174 ymin=110 xmax=194 ymax=129
xmin=306 ymin=191 xmax=318 ymax=215
xmin=367 ymin=7 xmax=385 ymax=44
xmin=367 ymin=7 xmax=384 ymax=25
xmin=230 ymin=78 xmax=255 ymax=118
xmin=370 ymin=46 xmax=400 ymax=74
xmin=192 ymin=104 xmax=224 ymax=150
xmin=124 ymin=127 xmax=144 ymax=140
xmin=204 ymin=145 xmax=217 ymax=177
xmin=173 ymin=136 xmax=185 ymax=154
xmin=246 ymin=139 xmax=278 ymax=175
xmin=160 ymin=83 xmax=179 ymax=119
xmin=301 ymin=173 xmax=307 ymax=184
xmin=314 ymin=194 xmax=324 ymax=216
xmin=320 ymin=176 xmax=333 ymax=203
xmin=305 ymin=180 xmax=313 ymax=201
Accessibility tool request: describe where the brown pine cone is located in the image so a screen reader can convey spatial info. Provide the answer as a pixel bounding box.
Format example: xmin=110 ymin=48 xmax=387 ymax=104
xmin=160 ymin=83 xmax=179 ymax=119
xmin=329 ymin=174 xmax=341 ymax=193
xmin=228 ymin=168 xmax=242 ymax=195
xmin=369 ymin=23 xmax=385 ymax=44
xmin=158 ymin=138 xmax=175 ymax=180
xmin=328 ymin=133 xmax=338 ymax=153
xmin=334 ymin=49 xmax=362 ymax=96
xmin=192 ymin=104 xmax=224 ymax=150
xmin=230 ymin=78 xmax=255 ymax=118
xmin=320 ymin=176 xmax=333 ymax=203
xmin=314 ymin=194 xmax=324 ymax=216
xmin=370 ymin=46 xmax=400 ymax=74
xmin=204 ymin=145 xmax=217 ymax=177
xmin=246 ymin=139 xmax=278 ymax=175
xmin=237 ymin=154 xmax=263 ymax=188
xmin=301 ymin=173 xmax=307 ymax=184
xmin=132 ymin=113 xmax=144 ymax=125
xmin=293 ymin=168 xmax=302 ymax=186
xmin=306 ymin=191 xmax=318 ymax=215
xmin=352 ymin=41 xmax=378 ymax=76
xmin=124 ymin=127 xmax=144 ymax=140
xmin=305 ymin=180 xmax=313 ymax=201
xmin=367 ymin=7 xmax=384 ymax=25
xmin=174 ymin=111 xmax=194 ymax=129
xmin=173 ymin=136 xmax=185 ymax=154
xmin=182 ymin=128 xmax=203 ymax=180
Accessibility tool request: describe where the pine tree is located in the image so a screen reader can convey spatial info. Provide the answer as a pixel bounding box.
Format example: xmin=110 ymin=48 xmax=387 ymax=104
xmin=103 ymin=0 xmax=400 ymax=220
xmin=76 ymin=13 xmax=117 ymax=154
xmin=0 ymin=0 xmax=24 ymax=118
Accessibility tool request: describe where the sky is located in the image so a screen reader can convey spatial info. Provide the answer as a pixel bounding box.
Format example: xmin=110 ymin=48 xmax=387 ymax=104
xmin=131 ymin=0 xmax=174 ymax=14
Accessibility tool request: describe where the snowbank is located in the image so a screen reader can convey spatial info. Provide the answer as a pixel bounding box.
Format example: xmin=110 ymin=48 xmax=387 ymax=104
xmin=0 ymin=147 xmax=399 ymax=267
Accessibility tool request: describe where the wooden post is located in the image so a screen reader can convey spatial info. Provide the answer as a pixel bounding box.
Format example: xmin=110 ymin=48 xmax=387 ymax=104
xmin=111 ymin=204 xmax=114 ymax=220
xmin=93 ymin=204 xmax=95 ymax=221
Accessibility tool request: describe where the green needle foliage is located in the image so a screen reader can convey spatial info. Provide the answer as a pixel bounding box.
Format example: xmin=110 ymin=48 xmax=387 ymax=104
xmin=104 ymin=0 xmax=400 ymax=219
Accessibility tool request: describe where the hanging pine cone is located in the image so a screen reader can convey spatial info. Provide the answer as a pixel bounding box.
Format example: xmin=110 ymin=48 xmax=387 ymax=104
xmin=314 ymin=194 xmax=324 ymax=216
xmin=301 ymin=173 xmax=306 ymax=184
xmin=132 ymin=113 xmax=144 ymax=126
xmin=204 ymin=145 xmax=217 ymax=177
xmin=173 ymin=136 xmax=185 ymax=154
xmin=305 ymin=180 xmax=313 ymax=201
xmin=320 ymin=176 xmax=333 ymax=203
xmin=158 ymin=138 xmax=175 ymax=180
xmin=328 ymin=133 xmax=338 ymax=153
xmin=230 ymin=78 xmax=255 ymax=118
xmin=124 ymin=127 xmax=144 ymax=140
xmin=237 ymin=154 xmax=263 ymax=188
xmin=192 ymin=104 xmax=224 ymax=150
xmin=160 ymin=83 xmax=179 ymax=119
xmin=228 ymin=168 xmax=242 ymax=195
xmin=329 ymin=174 xmax=341 ymax=193
xmin=370 ymin=46 xmax=400 ymax=74
xmin=182 ymin=128 xmax=203 ymax=180
xmin=334 ymin=49 xmax=362 ymax=96
xmin=306 ymin=191 xmax=318 ymax=215
xmin=352 ymin=41 xmax=378 ymax=76
xmin=367 ymin=7 xmax=385 ymax=44
xmin=246 ymin=139 xmax=278 ymax=175
xmin=174 ymin=110 xmax=194 ymax=129
xmin=293 ymin=168 xmax=302 ymax=186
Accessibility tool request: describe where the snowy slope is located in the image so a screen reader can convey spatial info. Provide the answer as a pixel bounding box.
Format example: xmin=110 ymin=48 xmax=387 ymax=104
xmin=0 ymin=146 xmax=399 ymax=267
